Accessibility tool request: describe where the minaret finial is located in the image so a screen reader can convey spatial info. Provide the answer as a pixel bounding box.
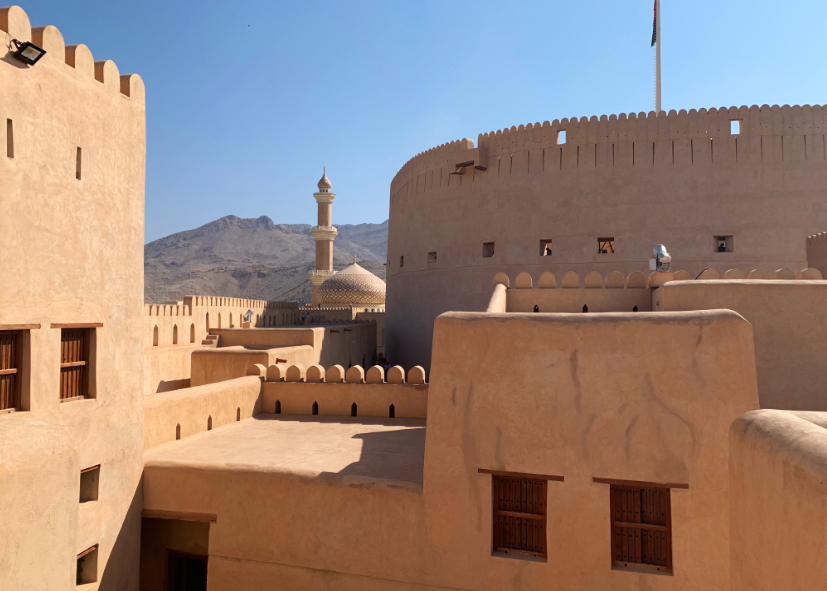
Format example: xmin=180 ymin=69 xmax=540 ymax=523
xmin=353 ymin=254 xmax=356 ymax=263
xmin=317 ymin=167 xmax=332 ymax=191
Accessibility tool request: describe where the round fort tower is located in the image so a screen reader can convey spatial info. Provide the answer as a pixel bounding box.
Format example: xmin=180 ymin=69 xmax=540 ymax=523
xmin=385 ymin=106 xmax=827 ymax=371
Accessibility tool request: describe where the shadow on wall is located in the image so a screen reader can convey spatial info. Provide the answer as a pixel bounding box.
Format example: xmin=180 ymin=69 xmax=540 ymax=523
xmin=156 ymin=379 xmax=190 ymax=393
xmin=324 ymin=423 xmax=425 ymax=485
xmin=98 ymin=479 xmax=142 ymax=590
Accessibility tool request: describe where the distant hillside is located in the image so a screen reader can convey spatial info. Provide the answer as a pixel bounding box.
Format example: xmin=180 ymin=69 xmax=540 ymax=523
xmin=144 ymin=215 xmax=388 ymax=304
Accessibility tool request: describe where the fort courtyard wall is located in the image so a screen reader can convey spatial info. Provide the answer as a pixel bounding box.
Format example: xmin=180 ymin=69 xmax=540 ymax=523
xmin=386 ymin=105 xmax=827 ymax=369
xmin=0 ymin=6 xmax=145 ymax=588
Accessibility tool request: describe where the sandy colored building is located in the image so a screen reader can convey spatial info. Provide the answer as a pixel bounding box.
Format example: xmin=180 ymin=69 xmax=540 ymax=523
xmin=5 ymin=5 xmax=827 ymax=591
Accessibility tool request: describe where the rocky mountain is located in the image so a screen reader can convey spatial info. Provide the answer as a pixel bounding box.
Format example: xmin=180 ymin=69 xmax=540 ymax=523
xmin=144 ymin=215 xmax=388 ymax=304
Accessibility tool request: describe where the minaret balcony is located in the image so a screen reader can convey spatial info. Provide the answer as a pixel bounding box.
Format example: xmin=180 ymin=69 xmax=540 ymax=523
xmin=311 ymin=225 xmax=338 ymax=240
xmin=308 ymin=269 xmax=336 ymax=285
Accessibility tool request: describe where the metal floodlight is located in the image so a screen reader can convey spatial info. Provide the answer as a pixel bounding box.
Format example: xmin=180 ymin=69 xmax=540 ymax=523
xmin=243 ymin=310 xmax=253 ymax=323
xmin=10 ymin=39 xmax=47 ymax=66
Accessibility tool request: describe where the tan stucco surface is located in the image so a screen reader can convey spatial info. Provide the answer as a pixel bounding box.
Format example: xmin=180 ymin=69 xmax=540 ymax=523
xmin=657 ymin=280 xmax=827 ymax=409
xmin=729 ymin=409 xmax=827 ymax=591
xmin=190 ymin=345 xmax=315 ymax=387
xmin=386 ymin=107 xmax=827 ymax=369
xmin=1 ymin=6 xmax=145 ymax=588
xmin=143 ymin=376 xmax=263 ymax=449
xmin=262 ymin=382 xmax=428 ymax=418
xmin=507 ymin=284 xmax=651 ymax=312
xmin=140 ymin=309 xmax=757 ymax=590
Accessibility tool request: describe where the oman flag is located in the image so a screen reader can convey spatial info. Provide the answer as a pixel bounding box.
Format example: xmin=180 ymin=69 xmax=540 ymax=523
xmin=651 ymin=0 xmax=658 ymax=46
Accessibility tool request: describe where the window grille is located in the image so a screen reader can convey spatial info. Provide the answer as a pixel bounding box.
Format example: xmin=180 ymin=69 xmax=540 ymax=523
xmin=0 ymin=331 xmax=20 ymax=410
xmin=610 ymin=484 xmax=672 ymax=572
xmin=492 ymin=475 xmax=547 ymax=558
xmin=60 ymin=329 xmax=90 ymax=400
xmin=598 ymin=237 xmax=615 ymax=254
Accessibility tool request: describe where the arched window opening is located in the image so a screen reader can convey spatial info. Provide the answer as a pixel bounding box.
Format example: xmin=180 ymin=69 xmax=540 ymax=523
xmin=172 ymin=325 xmax=178 ymax=345
xmin=312 ymin=401 xmax=319 ymax=415
xmin=351 ymin=403 xmax=357 ymax=417
xmin=582 ymin=305 xmax=589 ymax=313
xmin=153 ymin=326 xmax=159 ymax=347
xmin=190 ymin=324 xmax=195 ymax=343
xmin=389 ymin=404 xmax=395 ymax=419
xmin=207 ymin=416 xmax=212 ymax=430
xmin=218 ymin=313 xmax=222 ymax=328
xmin=533 ymin=305 xmax=539 ymax=313
xmin=236 ymin=407 xmax=241 ymax=421
xmin=633 ymin=305 xmax=639 ymax=312
xmin=275 ymin=400 xmax=281 ymax=414
xmin=206 ymin=312 xmax=210 ymax=331
xmin=175 ymin=424 xmax=181 ymax=440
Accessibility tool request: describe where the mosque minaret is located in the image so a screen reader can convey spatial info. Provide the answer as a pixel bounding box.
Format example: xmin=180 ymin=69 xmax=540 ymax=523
xmin=308 ymin=168 xmax=338 ymax=306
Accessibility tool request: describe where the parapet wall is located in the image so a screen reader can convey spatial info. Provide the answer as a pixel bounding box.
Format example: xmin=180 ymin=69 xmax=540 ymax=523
xmin=392 ymin=105 xmax=827 ymax=194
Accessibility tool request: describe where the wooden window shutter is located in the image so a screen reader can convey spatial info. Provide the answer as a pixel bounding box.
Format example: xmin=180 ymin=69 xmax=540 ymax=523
xmin=492 ymin=475 xmax=547 ymax=558
xmin=610 ymin=484 xmax=672 ymax=572
xmin=60 ymin=329 xmax=89 ymax=401
xmin=0 ymin=331 xmax=20 ymax=410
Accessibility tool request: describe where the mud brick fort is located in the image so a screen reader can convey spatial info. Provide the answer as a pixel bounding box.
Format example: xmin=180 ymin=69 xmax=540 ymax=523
xmin=3 ymin=5 xmax=827 ymax=590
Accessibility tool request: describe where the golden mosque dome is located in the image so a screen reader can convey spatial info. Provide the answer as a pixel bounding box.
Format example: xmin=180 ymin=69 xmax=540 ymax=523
xmin=317 ymin=260 xmax=386 ymax=306
xmin=317 ymin=167 xmax=332 ymax=192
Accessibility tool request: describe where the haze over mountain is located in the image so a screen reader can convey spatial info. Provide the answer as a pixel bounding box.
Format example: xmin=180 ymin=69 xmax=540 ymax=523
xmin=144 ymin=215 xmax=388 ymax=304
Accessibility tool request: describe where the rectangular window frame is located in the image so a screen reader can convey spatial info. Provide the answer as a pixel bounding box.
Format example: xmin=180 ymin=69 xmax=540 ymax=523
xmin=593 ymin=477 xmax=684 ymax=575
xmin=598 ymin=237 xmax=615 ymax=254
xmin=714 ymin=235 xmax=734 ymax=253
xmin=0 ymin=330 xmax=21 ymax=412
xmin=540 ymin=239 xmax=553 ymax=257
xmin=427 ymin=251 xmax=437 ymax=264
xmin=482 ymin=242 xmax=495 ymax=258
xmin=58 ymin=326 xmax=98 ymax=402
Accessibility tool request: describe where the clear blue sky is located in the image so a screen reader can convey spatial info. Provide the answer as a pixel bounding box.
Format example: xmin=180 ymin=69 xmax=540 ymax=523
xmin=24 ymin=1 xmax=827 ymax=242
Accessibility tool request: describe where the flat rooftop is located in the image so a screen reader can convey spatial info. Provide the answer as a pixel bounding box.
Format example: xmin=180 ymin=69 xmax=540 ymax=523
xmin=144 ymin=415 xmax=426 ymax=487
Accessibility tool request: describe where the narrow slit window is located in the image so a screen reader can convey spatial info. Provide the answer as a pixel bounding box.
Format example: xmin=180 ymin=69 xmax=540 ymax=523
xmin=76 ymin=545 xmax=98 ymax=585
xmin=172 ymin=325 xmax=178 ymax=345
xmin=492 ymin=474 xmax=547 ymax=559
xmin=79 ymin=465 xmax=100 ymax=503
xmin=730 ymin=120 xmax=742 ymax=135
xmin=714 ymin=235 xmax=734 ymax=253
xmin=483 ymin=242 xmax=495 ymax=258
xmin=610 ymin=484 xmax=672 ymax=573
xmin=207 ymin=416 xmax=212 ymax=430
xmin=0 ymin=330 xmax=22 ymax=411
xmin=6 ymin=118 xmax=13 ymax=158
xmin=351 ymin=402 xmax=357 ymax=417
xmin=389 ymin=404 xmax=395 ymax=418
xmin=598 ymin=237 xmax=615 ymax=254
xmin=540 ymin=239 xmax=553 ymax=257
xmin=557 ymin=129 xmax=566 ymax=145
xmin=176 ymin=424 xmax=181 ymax=440
xmin=400 ymin=255 xmax=404 ymax=267
xmin=76 ymin=147 xmax=82 ymax=180
xmin=60 ymin=328 xmax=91 ymax=401
xmin=275 ymin=400 xmax=281 ymax=414
xmin=427 ymin=251 xmax=437 ymax=264
xmin=236 ymin=407 xmax=240 ymax=421
xmin=190 ymin=324 xmax=195 ymax=343
xmin=312 ymin=401 xmax=319 ymax=415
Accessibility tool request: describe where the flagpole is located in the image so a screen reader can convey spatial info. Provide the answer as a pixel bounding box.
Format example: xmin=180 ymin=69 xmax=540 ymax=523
xmin=655 ymin=0 xmax=662 ymax=112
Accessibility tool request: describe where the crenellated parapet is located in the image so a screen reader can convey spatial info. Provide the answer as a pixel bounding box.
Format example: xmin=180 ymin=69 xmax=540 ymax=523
xmin=390 ymin=104 xmax=827 ymax=198
xmin=1 ymin=5 xmax=144 ymax=103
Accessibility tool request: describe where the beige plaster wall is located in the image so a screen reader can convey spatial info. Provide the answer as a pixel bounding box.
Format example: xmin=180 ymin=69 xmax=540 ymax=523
xmin=0 ymin=6 xmax=145 ymax=588
xmin=143 ymin=343 xmax=198 ymax=397
xmin=386 ymin=106 xmax=827 ymax=370
xmin=262 ymin=382 xmax=427 ymax=419
xmin=657 ymin=280 xmax=827 ymax=410
xmin=190 ymin=346 xmax=315 ymax=387
xmin=142 ymin=309 xmax=757 ymax=590
xmin=729 ymin=410 xmax=827 ymax=591
xmin=143 ymin=376 xmax=262 ymax=449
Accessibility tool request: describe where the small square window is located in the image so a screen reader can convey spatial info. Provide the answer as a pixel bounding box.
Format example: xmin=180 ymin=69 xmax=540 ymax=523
xmin=557 ymin=130 xmax=566 ymax=145
xmin=598 ymin=237 xmax=615 ymax=254
xmin=540 ymin=239 xmax=553 ymax=257
xmin=492 ymin=474 xmax=547 ymax=558
xmin=76 ymin=545 xmax=98 ymax=585
xmin=730 ymin=120 xmax=742 ymax=135
xmin=714 ymin=235 xmax=733 ymax=253
xmin=610 ymin=484 xmax=672 ymax=573
xmin=399 ymin=255 xmax=404 ymax=267
xmin=80 ymin=465 xmax=100 ymax=503
xmin=427 ymin=251 xmax=437 ymax=264
xmin=483 ymin=242 xmax=495 ymax=258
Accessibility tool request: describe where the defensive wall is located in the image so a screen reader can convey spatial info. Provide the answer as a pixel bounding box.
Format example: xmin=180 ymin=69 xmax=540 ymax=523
xmin=0 ymin=5 xmax=145 ymax=589
xmin=142 ymin=309 xmax=757 ymax=590
xmin=386 ymin=105 xmax=827 ymax=370
xmin=143 ymin=296 xmax=298 ymax=397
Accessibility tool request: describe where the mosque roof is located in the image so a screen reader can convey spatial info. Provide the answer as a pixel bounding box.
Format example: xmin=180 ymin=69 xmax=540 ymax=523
xmin=317 ymin=260 xmax=386 ymax=306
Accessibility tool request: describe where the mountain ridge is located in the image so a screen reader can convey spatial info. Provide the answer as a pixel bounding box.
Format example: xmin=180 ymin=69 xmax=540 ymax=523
xmin=144 ymin=215 xmax=388 ymax=304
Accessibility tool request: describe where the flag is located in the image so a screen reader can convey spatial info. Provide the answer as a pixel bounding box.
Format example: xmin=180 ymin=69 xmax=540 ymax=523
xmin=651 ymin=0 xmax=657 ymax=46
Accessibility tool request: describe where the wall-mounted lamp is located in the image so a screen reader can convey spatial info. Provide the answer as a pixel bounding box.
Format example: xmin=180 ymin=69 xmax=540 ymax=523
xmin=10 ymin=39 xmax=46 ymax=65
